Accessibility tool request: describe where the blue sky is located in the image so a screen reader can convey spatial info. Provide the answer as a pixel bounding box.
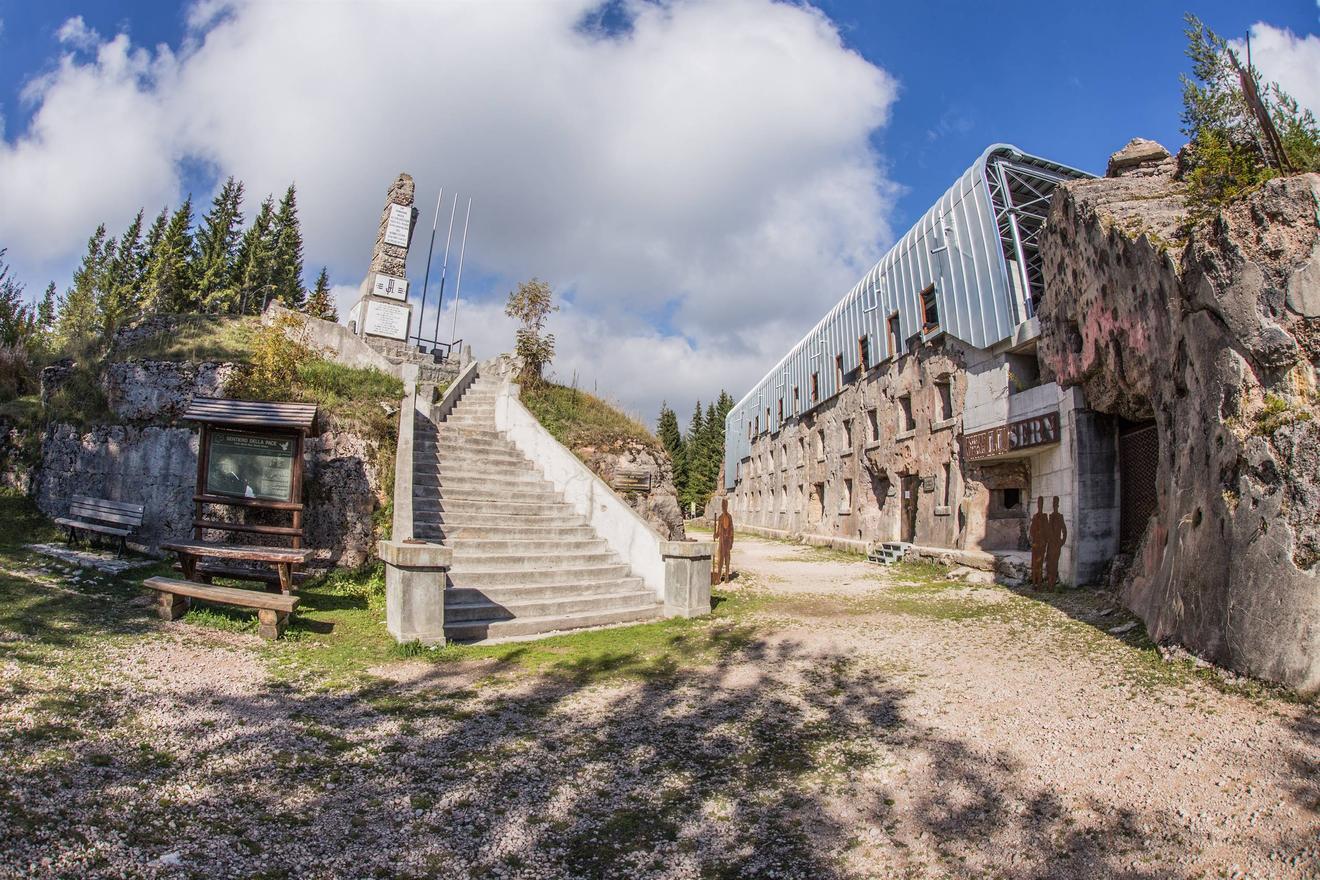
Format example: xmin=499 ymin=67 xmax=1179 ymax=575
xmin=0 ymin=0 xmax=1317 ymax=422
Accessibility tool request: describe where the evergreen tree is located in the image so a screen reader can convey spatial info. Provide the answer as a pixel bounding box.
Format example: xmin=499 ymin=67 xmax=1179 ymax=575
xmin=270 ymin=184 xmax=305 ymax=308
xmin=304 ymin=266 xmax=337 ymax=320
xmin=100 ymin=210 xmax=145 ymax=333
xmin=656 ymin=402 xmax=687 ymax=499
xmin=35 ymin=282 xmax=57 ymax=351
xmin=142 ymin=197 xmax=196 ymax=313
xmin=139 ymin=207 xmax=169 ymax=289
xmin=58 ymin=225 xmax=110 ymax=345
xmin=234 ymin=195 xmax=277 ymax=314
xmin=194 ymin=177 xmax=245 ymax=313
xmin=681 ymin=402 xmax=707 ymax=509
xmin=0 ymin=248 xmax=35 ymax=349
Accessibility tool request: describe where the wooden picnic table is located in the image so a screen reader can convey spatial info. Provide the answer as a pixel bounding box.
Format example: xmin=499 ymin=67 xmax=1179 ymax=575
xmin=160 ymin=540 xmax=311 ymax=594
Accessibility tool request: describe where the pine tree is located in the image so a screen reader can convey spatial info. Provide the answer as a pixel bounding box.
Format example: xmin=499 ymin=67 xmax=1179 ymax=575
xmin=57 ymin=226 xmax=110 ymax=346
xmin=656 ymin=402 xmax=687 ymax=499
xmin=270 ymin=184 xmax=305 ymax=309
xmin=194 ymin=177 xmax=245 ymax=313
xmin=142 ymin=198 xmax=196 ymax=313
xmin=139 ymin=207 xmax=169 ymax=289
xmin=681 ymin=402 xmax=706 ymax=509
xmin=304 ymin=266 xmax=337 ymax=320
xmin=99 ymin=210 xmax=144 ymax=333
xmin=234 ymin=196 xmax=277 ymax=314
xmin=0 ymin=248 xmax=35 ymax=349
xmin=37 ymin=282 xmax=57 ymax=333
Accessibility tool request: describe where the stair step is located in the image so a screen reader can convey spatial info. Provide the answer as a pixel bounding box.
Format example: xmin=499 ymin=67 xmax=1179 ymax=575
xmin=421 ymin=524 xmax=600 ymax=541
xmin=414 ymin=453 xmax=532 ymax=469
xmin=417 ymin=512 xmax=589 ymax=529
xmin=420 ymin=486 xmax=559 ymax=503
xmin=444 ymin=590 xmax=658 ymax=622
xmin=446 ymin=563 xmax=633 ymax=587
xmin=445 ymin=577 xmax=645 ymax=604
xmin=429 ymin=498 xmax=575 ymax=516
xmin=448 ymin=551 xmax=620 ymax=571
xmin=445 ymin=538 xmax=608 ymax=554
xmin=426 ymin=472 xmax=550 ymax=489
xmin=443 ymin=603 xmax=663 ymax=642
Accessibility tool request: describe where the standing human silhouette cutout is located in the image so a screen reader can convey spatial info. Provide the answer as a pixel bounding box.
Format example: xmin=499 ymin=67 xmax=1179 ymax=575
xmin=712 ymin=497 xmax=735 ymax=585
xmin=1029 ymin=495 xmax=1048 ymax=589
xmin=1045 ymin=496 xmax=1068 ymax=592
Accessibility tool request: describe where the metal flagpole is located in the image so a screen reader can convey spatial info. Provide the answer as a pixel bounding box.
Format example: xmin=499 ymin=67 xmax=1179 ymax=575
xmin=415 ymin=188 xmax=442 ymax=347
xmin=431 ymin=193 xmax=459 ymax=345
xmin=450 ymin=198 xmax=472 ymax=344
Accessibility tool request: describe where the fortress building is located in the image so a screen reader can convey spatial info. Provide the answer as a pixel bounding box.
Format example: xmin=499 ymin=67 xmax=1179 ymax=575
xmin=721 ymin=145 xmax=1144 ymax=584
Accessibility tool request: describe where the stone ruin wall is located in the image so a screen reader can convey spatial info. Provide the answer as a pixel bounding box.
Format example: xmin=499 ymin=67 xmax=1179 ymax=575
xmin=8 ymin=342 xmax=390 ymax=568
xmin=732 ymin=341 xmax=968 ymax=552
xmin=1037 ymin=140 xmax=1319 ymax=693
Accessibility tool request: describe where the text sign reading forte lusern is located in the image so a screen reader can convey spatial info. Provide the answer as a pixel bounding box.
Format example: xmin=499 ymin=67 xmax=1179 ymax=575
xmin=964 ymin=411 xmax=1061 ymax=461
xmin=205 ymin=430 xmax=296 ymax=502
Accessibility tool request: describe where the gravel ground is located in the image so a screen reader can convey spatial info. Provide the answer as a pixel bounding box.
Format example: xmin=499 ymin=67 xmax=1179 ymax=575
xmin=1 ymin=536 xmax=1316 ymax=879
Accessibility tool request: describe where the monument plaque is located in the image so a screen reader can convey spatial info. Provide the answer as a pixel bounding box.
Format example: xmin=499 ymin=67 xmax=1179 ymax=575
xmin=371 ymin=273 xmax=409 ymax=301
xmin=364 ymin=300 xmax=410 ymax=340
xmin=384 ymin=203 xmax=411 ymax=248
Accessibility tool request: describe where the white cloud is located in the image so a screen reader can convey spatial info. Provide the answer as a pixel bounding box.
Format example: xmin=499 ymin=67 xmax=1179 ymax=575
xmin=0 ymin=0 xmax=899 ymax=423
xmin=1232 ymin=23 xmax=1320 ymax=117
xmin=55 ymin=15 xmax=100 ymax=51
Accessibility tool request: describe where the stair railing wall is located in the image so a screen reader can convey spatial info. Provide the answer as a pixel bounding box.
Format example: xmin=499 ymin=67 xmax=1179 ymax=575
xmin=491 ymin=376 xmax=668 ymax=599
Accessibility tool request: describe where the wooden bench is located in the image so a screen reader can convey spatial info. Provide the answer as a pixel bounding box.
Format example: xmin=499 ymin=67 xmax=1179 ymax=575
xmin=161 ymin=540 xmax=310 ymax=594
xmin=145 ymin=576 xmax=299 ymax=640
xmin=54 ymin=495 xmax=145 ymax=557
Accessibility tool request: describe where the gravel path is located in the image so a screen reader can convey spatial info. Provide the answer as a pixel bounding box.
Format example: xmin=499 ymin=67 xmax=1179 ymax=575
xmin=1 ymin=536 xmax=1315 ymax=879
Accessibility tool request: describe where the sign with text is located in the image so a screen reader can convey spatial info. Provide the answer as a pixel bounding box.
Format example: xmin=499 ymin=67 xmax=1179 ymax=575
xmin=205 ymin=430 xmax=296 ymax=502
xmin=364 ymin=300 xmax=410 ymax=340
xmin=964 ymin=411 xmax=1061 ymax=461
xmin=371 ymin=273 xmax=409 ymax=301
xmin=384 ymin=203 xmax=411 ymax=248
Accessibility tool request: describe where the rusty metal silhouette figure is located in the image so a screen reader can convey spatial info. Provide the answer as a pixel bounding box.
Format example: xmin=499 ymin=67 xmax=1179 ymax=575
xmin=712 ymin=498 xmax=734 ymax=585
xmin=1045 ymin=496 xmax=1067 ymax=592
xmin=1029 ymin=496 xmax=1048 ymax=589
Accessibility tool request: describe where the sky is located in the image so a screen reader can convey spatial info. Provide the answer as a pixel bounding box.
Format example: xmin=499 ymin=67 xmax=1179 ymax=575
xmin=0 ymin=0 xmax=1317 ymax=427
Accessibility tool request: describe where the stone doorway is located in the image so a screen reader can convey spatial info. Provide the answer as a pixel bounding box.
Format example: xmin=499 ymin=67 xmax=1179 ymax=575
xmin=900 ymin=475 xmax=920 ymax=543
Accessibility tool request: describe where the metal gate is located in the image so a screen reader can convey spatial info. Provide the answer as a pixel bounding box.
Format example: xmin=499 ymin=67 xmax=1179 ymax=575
xmin=1119 ymin=422 xmax=1159 ymax=551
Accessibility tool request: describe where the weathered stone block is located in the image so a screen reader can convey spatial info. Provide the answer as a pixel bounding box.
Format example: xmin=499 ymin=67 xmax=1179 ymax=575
xmin=661 ymin=540 xmax=713 ymax=618
xmin=379 ymin=540 xmax=452 ymax=644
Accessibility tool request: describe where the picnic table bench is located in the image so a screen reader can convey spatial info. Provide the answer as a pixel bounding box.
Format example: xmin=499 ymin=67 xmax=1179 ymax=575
xmin=54 ymin=494 xmax=145 ymax=557
xmin=144 ymin=576 xmax=299 ymax=640
xmin=160 ymin=539 xmax=310 ymax=594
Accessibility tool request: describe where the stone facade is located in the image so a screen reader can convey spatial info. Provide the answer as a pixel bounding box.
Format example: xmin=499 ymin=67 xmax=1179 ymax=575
xmin=573 ymin=439 xmax=685 ymax=541
xmin=102 ymin=360 xmax=237 ymax=422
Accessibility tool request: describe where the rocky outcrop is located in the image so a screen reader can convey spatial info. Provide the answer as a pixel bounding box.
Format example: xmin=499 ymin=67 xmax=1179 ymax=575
xmin=1038 ymin=139 xmax=1319 ymax=693
xmin=35 ymin=423 xmax=387 ymax=567
xmin=102 ymin=360 xmax=237 ymax=422
xmin=573 ymin=439 xmax=685 ymax=541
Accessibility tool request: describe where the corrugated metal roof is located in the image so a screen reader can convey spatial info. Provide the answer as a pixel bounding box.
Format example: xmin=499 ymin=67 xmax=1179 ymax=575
xmin=723 ymin=144 xmax=1089 ymax=489
xmin=181 ymin=398 xmax=319 ymax=432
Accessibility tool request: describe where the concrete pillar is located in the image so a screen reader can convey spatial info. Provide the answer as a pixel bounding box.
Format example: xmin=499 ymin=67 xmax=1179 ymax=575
xmin=379 ymin=540 xmax=452 ymax=644
xmin=660 ymin=541 xmax=714 ymax=618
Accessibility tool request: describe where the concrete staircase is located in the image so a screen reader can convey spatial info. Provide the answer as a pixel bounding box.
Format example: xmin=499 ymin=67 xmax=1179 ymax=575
xmin=411 ymin=374 xmax=663 ymax=642
xmin=867 ymin=541 xmax=912 ymax=566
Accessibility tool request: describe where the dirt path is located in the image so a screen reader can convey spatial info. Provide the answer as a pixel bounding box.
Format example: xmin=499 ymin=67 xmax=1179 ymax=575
xmin=722 ymin=535 xmax=1319 ymax=879
xmin=1 ymin=534 xmax=1315 ymax=879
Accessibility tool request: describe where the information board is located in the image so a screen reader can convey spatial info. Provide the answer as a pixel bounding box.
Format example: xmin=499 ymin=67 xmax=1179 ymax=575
xmin=364 ymin=300 xmax=410 ymax=340
xmin=384 ymin=203 xmax=411 ymax=248
xmin=205 ymin=430 xmax=296 ymax=502
xmin=371 ymin=273 xmax=409 ymax=301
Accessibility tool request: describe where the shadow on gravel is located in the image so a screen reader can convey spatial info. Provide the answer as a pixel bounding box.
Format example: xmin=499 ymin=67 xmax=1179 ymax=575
xmin=0 ymin=629 xmax=1214 ymax=880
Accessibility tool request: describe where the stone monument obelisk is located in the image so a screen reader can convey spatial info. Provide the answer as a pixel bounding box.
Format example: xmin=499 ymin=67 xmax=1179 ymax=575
xmin=347 ymin=173 xmax=419 ymax=349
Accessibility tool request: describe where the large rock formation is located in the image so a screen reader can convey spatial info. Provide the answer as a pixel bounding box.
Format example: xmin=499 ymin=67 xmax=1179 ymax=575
xmin=1038 ymin=139 xmax=1319 ymax=693
xmin=571 ymin=438 xmax=685 ymax=541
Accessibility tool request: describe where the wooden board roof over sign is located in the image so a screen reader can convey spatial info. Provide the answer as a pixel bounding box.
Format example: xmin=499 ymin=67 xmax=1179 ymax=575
xmin=181 ymin=398 xmax=318 ymax=433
